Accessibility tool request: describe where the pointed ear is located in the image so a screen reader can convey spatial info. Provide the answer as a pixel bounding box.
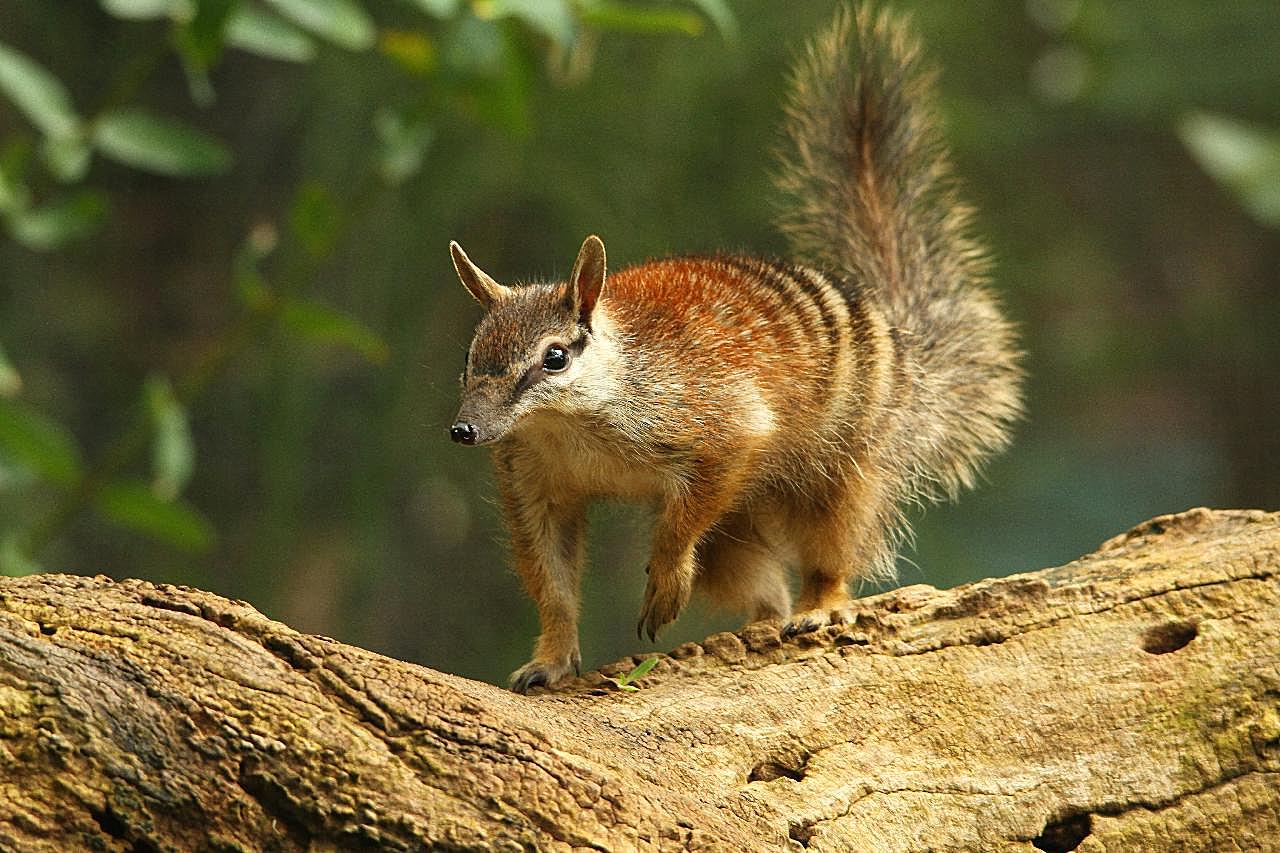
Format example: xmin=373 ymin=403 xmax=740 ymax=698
xmin=450 ymin=241 xmax=512 ymax=309
xmin=567 ymin=235 xmax=606 ymax=328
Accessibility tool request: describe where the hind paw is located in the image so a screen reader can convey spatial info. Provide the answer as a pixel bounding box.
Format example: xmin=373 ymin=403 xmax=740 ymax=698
xmin=782 ymin=606 xmax=853 ymax=639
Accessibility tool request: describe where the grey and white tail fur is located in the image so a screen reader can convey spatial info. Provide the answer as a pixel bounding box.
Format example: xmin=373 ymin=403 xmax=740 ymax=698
xmin=774 ymin=4 xmax=1023 ymax=570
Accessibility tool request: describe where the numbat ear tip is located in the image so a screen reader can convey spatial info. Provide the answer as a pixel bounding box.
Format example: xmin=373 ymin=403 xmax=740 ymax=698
xmin=569 ymin=235 xmax=607 ymax=328
xmin=448 ymin=240 xmax=472 ymax=276
xmin=577 ymin=236 xmax=606 ymax=272
xmin=450 ymin=240 xmax=511 ymax=309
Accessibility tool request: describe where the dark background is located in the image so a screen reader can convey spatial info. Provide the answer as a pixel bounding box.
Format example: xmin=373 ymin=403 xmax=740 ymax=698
xmin=1 ymin=0 xmax=1276 ymax=685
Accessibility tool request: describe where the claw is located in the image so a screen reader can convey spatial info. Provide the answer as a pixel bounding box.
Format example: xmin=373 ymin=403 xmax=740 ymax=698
xmin=782 ymin=606 xmax=854 ymax=640
xmin=781 ymin=615 xmax=820 ymax=639
xmin=636 ymin=603 xmax=662 ymax=644
xmin=509 ymin=649 xmax=581 ymax=694
xmin=509 ymin=665 xmax=549 ymax=694
xmin=637 ymin=572 xmax=688 ymax=645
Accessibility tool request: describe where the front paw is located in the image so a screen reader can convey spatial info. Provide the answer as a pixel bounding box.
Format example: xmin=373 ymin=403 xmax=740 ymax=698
xmin=636 ymin=572 xmax=690 ymax=642
xmin=508 ymin=651 xmax=580 ymax=694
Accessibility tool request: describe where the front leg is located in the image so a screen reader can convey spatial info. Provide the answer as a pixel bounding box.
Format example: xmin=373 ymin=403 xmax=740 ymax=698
xmin=495 ymin=448 xmax=586 ymax=693
xmin=638 ymin=476 xmax=744 ymax=642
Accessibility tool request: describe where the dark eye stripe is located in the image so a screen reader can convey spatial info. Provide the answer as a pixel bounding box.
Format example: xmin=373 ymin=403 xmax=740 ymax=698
xmin=512 ymin=366 xmax=543 ymax=398
xmin=504 ymin=335 xmax=589 ymax=403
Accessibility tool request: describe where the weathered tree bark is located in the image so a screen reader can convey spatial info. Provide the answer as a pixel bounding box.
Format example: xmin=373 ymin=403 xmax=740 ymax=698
xmin=1 ymin=508 xmax=1277 ymax=852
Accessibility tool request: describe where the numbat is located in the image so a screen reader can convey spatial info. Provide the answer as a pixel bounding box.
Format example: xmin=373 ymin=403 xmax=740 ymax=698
xmin=448 ymin=6 xmax=1022 ymax=693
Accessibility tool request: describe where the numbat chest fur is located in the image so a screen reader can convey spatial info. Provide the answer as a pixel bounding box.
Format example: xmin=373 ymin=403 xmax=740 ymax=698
xmin=448 ymin=6 xmax=1022 ymax=693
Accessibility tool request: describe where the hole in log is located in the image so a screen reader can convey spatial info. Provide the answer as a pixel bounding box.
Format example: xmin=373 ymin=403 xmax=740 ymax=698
xmin=39 ymin=623 xmax=56 ymax=635
xmin=240 ymin=761 xmax=315 ymax=847
xmin=1032 ymin=812 xmax=1091 ymax=852
xmin=749 ymin=760 xmax=803 ymax=783
xmin=90 ymin=805 xmax=161 ymax=853
xmin=788 ymin=819 xmax=816 ymax=847
xmin=748 ymin=751 xmax=808 ymax=783
xmin=1141 ymin=621 xmax=1197 ymax=655
xmin=91 ymin=806 xmax=127 ymax=840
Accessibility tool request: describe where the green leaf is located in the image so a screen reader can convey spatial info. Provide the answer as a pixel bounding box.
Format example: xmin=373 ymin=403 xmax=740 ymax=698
xmin=93 ymin=108 xmax=232 ymax=177
xmin=0 ymin=42 xmax=81 ymax=138
xmin=443 ymin=14 xmax=505 ymax=75
xmin=611 ymin=655 xmax=659 ymax=691
xmin=263 ymin=0 xmax=376 ymax=51
xmin=1 ymin=537 xmax=41 ymax=577
xmin=146 ymin=375 xmax=195 ymax=501
xmin=406 ymin=0 xmax=460 ymax=17
xmin=379 ymin=29 xmax=437 ymax=75
xmin=0 ymin=344 xmax=21 ymax=398
xmin=288 ymin=182 xmax=341 ymax=257
xmin=226 ymin=6 xmax=318 ymax=62
xmin=481 ymin=0 xmax=574 ymax=45
xmin=8 ymin=190 xmax=108 ymax=250
xmin=446 ymin=17 xmax=532 ymax=135
xmin=0 ymin=399 xmax=83 ymax=487
xmin=100 ymin=0 xmax=192 ymax=20
xmin=685 ymin=0 xmax=736 ymax=39
xmin=281 ymin=299 xmax=390 ymax=364
xmin=0 ymin=166 xmax=28 ymax=215
xmin=580 ymin=3 xmax=704 ymax=37
xmin=233 ymin=222 xmax=279 ymax=309
xmin=179 ymin=61 xmax=217 ymax=108
xmin=1179 ymin=112 xmax=1280 ymax=229
xmin=40 ymin=134 xmax=92 ymax=183
xmin=374 ymin=108 xmax=433 ymax=184
xmin=96 ymin=480 xmax=215 ymax=552
xmin=176 ymin=0 xmax=236 ymax=66
xmin=235 ymin=270 xmax=272 ymax=310
xmin=174 ymin=0 xmax=237 ymax=106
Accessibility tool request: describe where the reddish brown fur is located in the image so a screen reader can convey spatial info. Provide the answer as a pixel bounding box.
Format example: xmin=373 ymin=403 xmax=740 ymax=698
xmin=607 ymin=258 xmax=837 ymax=421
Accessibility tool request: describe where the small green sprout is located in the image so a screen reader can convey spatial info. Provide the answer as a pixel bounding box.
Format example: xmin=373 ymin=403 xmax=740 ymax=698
xmin=608 ymin=656 xmax=659 ymax=692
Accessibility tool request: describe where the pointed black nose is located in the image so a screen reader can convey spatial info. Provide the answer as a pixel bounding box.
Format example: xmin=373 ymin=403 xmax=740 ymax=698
xmin=450 ymin=422 xmax=479 ymax=445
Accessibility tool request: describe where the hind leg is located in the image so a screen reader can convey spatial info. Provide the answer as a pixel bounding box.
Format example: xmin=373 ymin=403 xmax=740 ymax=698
xmin=783 ymin=478 xmax=892 ymax=636
xmin=695 ymin=509 xmax=790 ymax=623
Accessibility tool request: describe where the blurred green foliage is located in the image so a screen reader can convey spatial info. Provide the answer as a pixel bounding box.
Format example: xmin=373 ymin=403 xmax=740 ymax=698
xmin=0 ymin=0 xmax=1276 ymax=685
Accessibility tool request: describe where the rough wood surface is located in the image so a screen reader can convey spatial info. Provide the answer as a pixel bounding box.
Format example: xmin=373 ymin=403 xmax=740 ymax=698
xmin=1 ymin=507 xmax=1278 ymax=852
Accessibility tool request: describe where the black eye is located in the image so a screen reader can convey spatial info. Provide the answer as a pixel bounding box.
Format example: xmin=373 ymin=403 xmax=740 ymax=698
xmin=542 ymin=344 xmax=569 ymax=373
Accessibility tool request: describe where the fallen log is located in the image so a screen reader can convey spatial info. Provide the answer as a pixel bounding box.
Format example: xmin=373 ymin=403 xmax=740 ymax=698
xmin=1 ymin=507 xmax=1277 ymax=851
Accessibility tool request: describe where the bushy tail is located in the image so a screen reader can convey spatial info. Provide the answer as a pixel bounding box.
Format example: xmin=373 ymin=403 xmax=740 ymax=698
xmin=775 ymin=4 xmax=1022 ymax=504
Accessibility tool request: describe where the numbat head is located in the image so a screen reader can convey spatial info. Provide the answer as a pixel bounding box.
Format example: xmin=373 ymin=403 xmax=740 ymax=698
xmin=449 ymin=236 xmax=609 ymax=448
